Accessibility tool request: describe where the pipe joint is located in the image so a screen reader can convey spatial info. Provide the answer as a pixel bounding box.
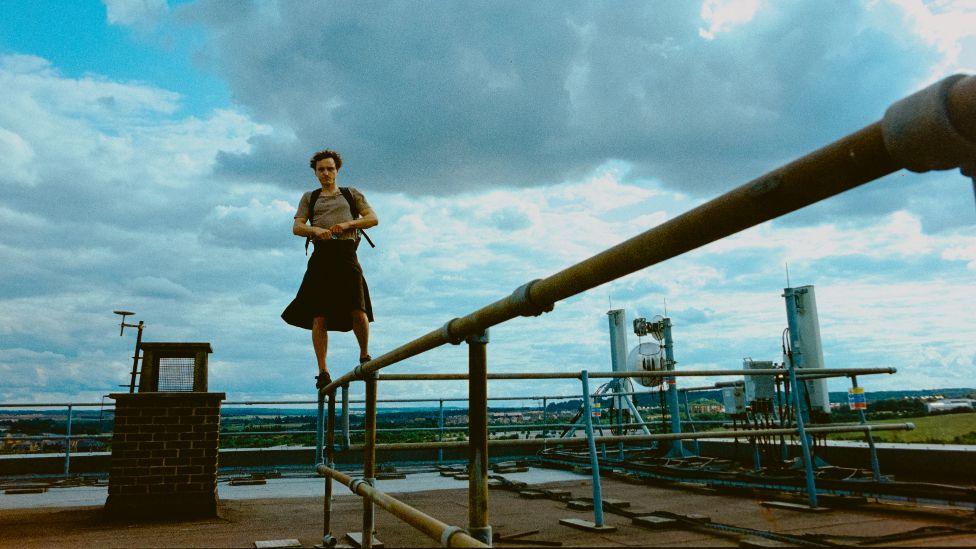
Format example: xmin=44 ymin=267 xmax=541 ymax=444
xmin=441 ymin=318 xmax=465 ymax=345
xmin=465 ymin=328 xmax=489 ymax=345
xmin=440 ymin=525 xmax=465 ymax=547
xmin=882 ymin=74 xmax=976 ymax=173
xmin=511 ymin=279 xmax=554 ymax=317
xmin=349 ymin=478 xmax=367 ymax=494
xmin=353 ymin=366 xmax=377 ymax=381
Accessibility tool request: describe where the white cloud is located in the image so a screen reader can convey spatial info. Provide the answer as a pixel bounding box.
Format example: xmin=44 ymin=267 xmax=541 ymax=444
xmin=699 ymin=0 xmax=762 ymax=40
xmin=0 ymin=127 xmax=37 ymax=185
xmin=103 ymin=0 xmax=168 ymax=26
xmin=2 ymin=9 xmax=973 ymax=406
xmin=880 ymin=0 xmax=976 ymax=77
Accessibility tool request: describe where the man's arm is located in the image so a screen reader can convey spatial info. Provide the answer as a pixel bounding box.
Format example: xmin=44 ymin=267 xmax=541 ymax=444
xmin=293 ymin=217 xmax=332 ymax=239
xmin=329 ymin=208 xmax=378 ymax=235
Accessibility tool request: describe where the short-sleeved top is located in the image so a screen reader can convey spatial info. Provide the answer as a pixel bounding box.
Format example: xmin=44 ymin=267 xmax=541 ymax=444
xmin=295 ymin=187 xmax=371 ymax=242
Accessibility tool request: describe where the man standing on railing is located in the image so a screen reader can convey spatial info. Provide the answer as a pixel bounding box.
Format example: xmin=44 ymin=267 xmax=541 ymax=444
xmin=282 ymin=149 xmax=379 ymax=390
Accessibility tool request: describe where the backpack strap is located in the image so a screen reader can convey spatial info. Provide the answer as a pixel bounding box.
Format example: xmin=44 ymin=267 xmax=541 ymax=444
xmin=339 ymin=187 xmax=376 ymax=249
xmin=304 ymin=188 xmax=323 ymax=256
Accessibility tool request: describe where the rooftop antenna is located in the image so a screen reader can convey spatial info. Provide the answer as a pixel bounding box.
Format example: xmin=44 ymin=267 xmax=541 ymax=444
xmin=663 ymin=297 xmax=668 ymax=317
xmin=785 ymin=262 xmax=791 ymax=288
xmin=113 ymin=310 xmax=145 ymax=393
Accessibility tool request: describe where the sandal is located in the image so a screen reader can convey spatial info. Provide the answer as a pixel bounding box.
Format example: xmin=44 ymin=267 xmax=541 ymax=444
xmin=315 ymin=371 xmax=332 ymax=390
xmin=359 ymin=355 xmax=372 ymax=365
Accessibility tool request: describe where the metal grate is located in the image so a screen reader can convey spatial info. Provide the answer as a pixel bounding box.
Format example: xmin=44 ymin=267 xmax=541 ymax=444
xmin=157 ymin=357 xmax=195 ymax=391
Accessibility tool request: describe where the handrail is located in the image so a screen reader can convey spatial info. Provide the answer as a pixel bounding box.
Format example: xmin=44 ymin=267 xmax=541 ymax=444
xmin=341 ymin=422 xmax=916 ymax=451
xmin=324 ymin=75 xmax=976 ymax=395
xmin=310 ymin=74 xmax=976 ymax=543
xmin=316 ymin=464 xmax=487 ymax=547
xmin=375 ymin=367 xmax=895 ymax=380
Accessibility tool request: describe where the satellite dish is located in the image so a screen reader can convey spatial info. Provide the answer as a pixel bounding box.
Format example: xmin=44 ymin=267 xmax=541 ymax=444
xmin=627 ymin=342 xmax=664 ymax=388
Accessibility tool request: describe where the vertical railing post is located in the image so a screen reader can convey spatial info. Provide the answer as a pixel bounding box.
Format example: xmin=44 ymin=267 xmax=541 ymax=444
xmin=851 ymin=376 xmax=882 ymax=481
xmin=316 ymin=392 xmax=325 ymax=465
xmin=466 ymin=328 xmax=492 ymax=546
xmin=323 ymin=390 xmax=337 ymax=547
xmin=341 ymin=384 xmax=351 ymax=450
xmin=784 ymin=287 xmax=820 ymax=508
xmin=64 ymin=404 xmax=73 ymax=477
xmin=580 ymin=371 xmax=606 ymax=527
xmin=362 ymin=373 xmax=378 ymax=548
xmin=438 ymin=399 xmax=445 ymax=463
xmin=541 ymin=397 xmax=548 ymax=438
xmin=681 ymin=390 xmax=701 ymax=455
xmin=615 ymin=383 xmax=625 ymax=460
xmin=662 ymin=319 xmax=687 ymax=458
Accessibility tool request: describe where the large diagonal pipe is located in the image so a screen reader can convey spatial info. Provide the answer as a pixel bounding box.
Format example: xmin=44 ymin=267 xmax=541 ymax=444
xmin=316 ymin=465 xmax=487 ymax=548
xmin=322 ymin=74 xmax=976 ymax=395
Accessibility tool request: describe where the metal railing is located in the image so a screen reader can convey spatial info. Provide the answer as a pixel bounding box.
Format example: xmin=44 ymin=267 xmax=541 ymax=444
xmin=311 ymin=75 xmax=976 ymax=547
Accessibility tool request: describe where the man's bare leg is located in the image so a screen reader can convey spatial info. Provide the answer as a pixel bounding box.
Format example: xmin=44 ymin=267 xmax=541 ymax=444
xmin=312 ymin=316 xmax=329 ymax=376
xmin=351 ymin=310 xmax=370 ymax=361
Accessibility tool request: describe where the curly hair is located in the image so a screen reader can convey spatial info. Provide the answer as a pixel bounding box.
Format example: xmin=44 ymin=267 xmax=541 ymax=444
xmin=309 ymin=149 xmax=343 ymax=170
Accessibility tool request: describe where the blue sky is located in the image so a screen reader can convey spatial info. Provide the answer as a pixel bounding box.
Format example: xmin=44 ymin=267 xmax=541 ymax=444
xmin=0 ymin=0 xmax=974 ymax=406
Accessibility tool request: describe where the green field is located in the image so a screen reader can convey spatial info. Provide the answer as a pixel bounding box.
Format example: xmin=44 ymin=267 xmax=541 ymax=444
xmin=832 ymin=412 xmax=976 ymax=444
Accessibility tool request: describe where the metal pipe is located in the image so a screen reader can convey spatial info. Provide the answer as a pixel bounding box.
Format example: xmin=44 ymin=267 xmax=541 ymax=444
xmin=64 ymin=404 xmax=73 ymax=477
xmin=316 ymin=465 xmax=487 ymax=548
xmin=0 ymin=402 xmax=121 ymax=408
xmin=372 ymin=367 xmax=896 ymax=381
xmin=345 ymin=423 xmax=914 ymax=451
xmin=466 ymin=329 xmax=491 ymax=545
xmin=323 ymin=75 xmax=976 ymax=395
xmin=438 ymin=399 xmax=445 ymax=463
xmin=541 ymin=397 xmax=548 ymax=438
xmin=784 ymin=287 xmax=819 ymax=508
xmin=3 ymin=434 xmax=112 ymax=441
xmin=362 ymin=373 xmax=378 ymax=548
xmin=342 ymin=384 xmax=351 ymax=450
xmin=324 ymin=389 xmax=337 ymax=545
xmin=580 ymin=371 xmax=605 ymax=527
xmin=0 ymin=369 xmax=892 ymax=408
xmin=662 ymin=319 xmax=687 ymax=458
xmin=682 ymin=390 xmax=701 ymax=454
xmin=851 ymin=376 xmax=882 ymax=482
xmin=316 ymin=392 xmax=325 ymax=465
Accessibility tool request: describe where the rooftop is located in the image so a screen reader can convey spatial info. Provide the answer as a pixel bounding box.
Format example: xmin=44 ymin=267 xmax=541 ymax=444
xmin=3 ymin=466 xmax=975 ymax=547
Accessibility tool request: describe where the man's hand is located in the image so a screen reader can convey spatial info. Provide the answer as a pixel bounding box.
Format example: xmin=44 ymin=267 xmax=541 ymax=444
xmin=312 ymin=226 xmax=333 ymax=240
xmin=329 ymin=222 xmax=352 ymax=236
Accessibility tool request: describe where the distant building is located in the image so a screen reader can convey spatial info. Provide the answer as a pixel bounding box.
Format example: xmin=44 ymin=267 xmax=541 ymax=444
xmin=925 ymin=399 xmax=974 ymax=413
xmin=689 ymin=399 xmax=724 ymax=414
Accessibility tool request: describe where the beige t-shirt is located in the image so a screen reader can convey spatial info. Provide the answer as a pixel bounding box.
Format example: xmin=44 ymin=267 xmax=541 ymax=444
xmin=294 ymin=187 xmax=371 ymax=241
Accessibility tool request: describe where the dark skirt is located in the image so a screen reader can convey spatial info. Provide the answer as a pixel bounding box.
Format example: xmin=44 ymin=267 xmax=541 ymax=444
xmin=281 ymin=239 xmax=374 ymax=331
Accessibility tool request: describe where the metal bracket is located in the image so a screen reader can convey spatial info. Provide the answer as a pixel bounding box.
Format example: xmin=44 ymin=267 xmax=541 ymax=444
xmin=353 ymin=366 xmax=378 ymax=380
xmin=465 ymin=328 xmax=489 ymax=345
xmin=441 ymin=318 xmax=465 ymax=345
xmin=882 ymin=74 xmax=976 ymax=173
xmin=510 ymin=279 xmax=554 ymax=317
xmin=440 ymin=525 xmax=465 ymax=547
xmin=349 ymin=478 xmax=367 ymax=493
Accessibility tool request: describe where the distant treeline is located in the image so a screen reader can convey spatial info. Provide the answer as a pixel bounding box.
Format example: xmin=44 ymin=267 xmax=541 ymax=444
xmin=2 ymin=388 xmax=973 ymax=419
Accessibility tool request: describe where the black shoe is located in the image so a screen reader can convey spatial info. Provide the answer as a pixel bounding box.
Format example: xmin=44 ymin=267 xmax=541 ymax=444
xmin=315 ymin=372 xmax=332 ymax=390
xmin=359 ymin=355 xmax=372 ymax=365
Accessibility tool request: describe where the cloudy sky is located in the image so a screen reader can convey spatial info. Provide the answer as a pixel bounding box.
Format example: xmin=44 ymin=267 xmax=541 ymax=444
xmin=1 ymin=0 xmax=973 ymax=407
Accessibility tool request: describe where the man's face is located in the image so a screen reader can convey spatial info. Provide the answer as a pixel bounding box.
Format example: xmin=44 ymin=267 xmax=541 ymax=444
xmin=314 ymin=157 xmax=338 ymax=187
